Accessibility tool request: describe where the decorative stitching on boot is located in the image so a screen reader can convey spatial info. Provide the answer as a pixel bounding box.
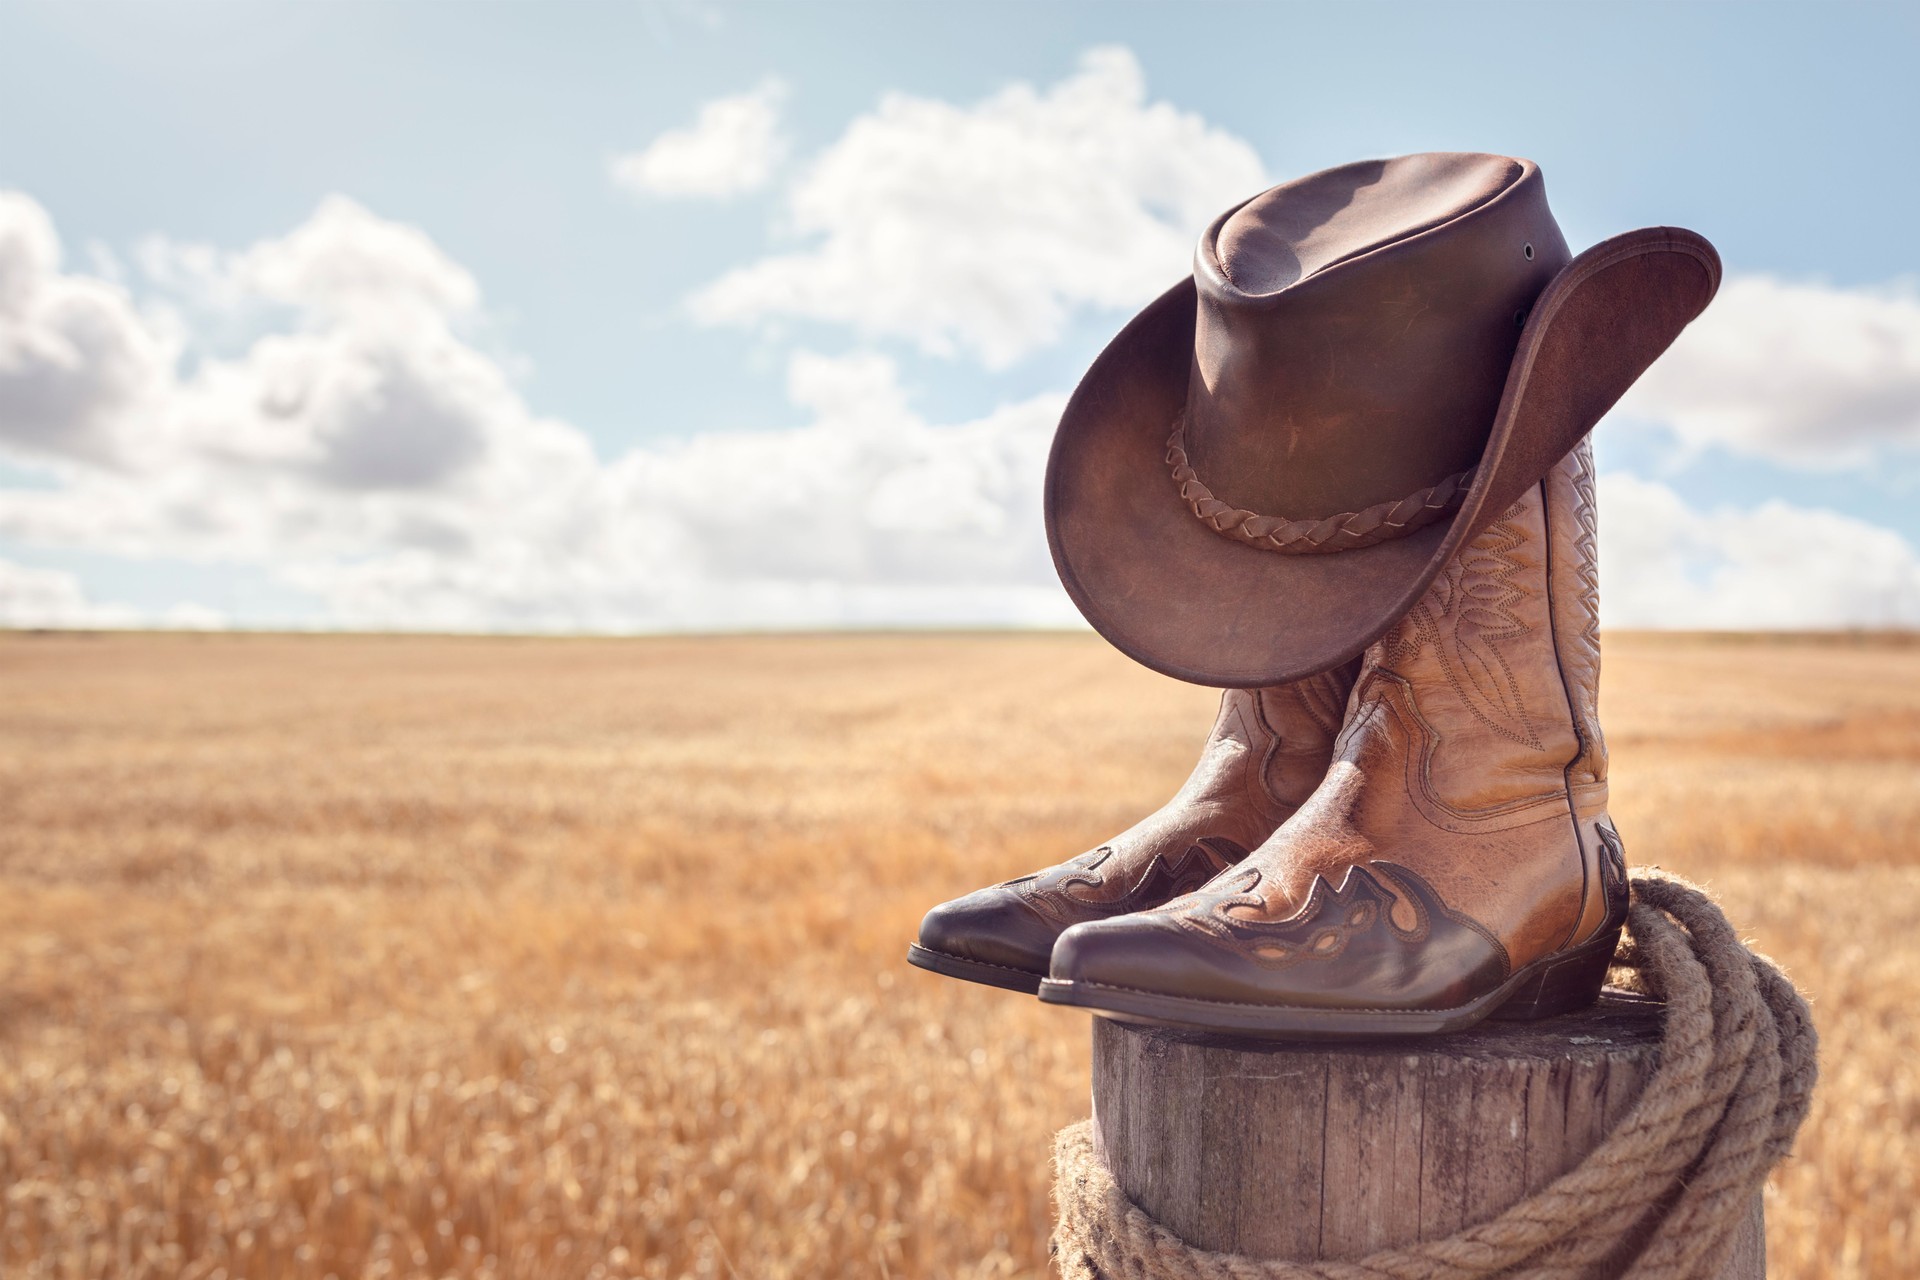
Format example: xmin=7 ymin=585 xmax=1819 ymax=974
xmin=1387 ymin=500 xmax=1547 ymax=751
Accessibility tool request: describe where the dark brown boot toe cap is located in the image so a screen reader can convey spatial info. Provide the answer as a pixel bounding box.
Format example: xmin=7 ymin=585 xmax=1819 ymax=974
xmin=1047 ymin=914 xmax=1246 ymax=996
xmin=916 ymin=887 xmax=1058 ymax=977
xmin=1049 ymin=893 xmax=1513 ymax=1016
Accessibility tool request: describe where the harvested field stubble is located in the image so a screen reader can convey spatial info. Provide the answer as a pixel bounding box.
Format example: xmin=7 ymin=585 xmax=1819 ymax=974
xmin=1 ymin=631 xmax=1915 ymax=1278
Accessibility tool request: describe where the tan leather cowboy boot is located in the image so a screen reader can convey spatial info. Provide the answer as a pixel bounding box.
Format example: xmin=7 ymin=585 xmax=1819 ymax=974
xmin=1041 ymin=440 xmax=1626 ymax=1035
xmin=908 ymin=664 xmax=1356 ymax=994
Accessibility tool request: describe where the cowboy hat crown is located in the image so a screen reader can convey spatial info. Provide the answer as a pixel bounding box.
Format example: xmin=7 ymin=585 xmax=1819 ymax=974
xmin=1046 ymin=151 xmax=1719 ymax=687
xmin=1183 ymin=153 xmax=1566 ymax=550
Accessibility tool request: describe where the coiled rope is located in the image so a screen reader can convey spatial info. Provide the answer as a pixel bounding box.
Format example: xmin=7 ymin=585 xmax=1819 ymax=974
xmin=1051 ymin=870 xmax=1817 ymax=1280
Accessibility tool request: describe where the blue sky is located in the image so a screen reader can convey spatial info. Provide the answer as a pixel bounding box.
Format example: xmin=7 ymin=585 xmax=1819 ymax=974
xmin=1 ymin=1 xmax=1917 ymax=630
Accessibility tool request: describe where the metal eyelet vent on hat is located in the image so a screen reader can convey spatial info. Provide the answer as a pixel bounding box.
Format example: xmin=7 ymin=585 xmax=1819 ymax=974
xmin=1514 ymin=307 xmax=1529 ymax=328
xmin=1524 ymin=242 xmax=1535 ymax=260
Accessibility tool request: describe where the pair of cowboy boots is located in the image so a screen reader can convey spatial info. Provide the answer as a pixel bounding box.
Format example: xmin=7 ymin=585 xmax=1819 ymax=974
xmin=909 ymin=439 xmax=1625 ymax=1037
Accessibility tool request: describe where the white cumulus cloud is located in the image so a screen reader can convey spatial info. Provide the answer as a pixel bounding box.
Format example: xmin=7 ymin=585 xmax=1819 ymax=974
xmin=1599 ymin=471 xmax=1920 ymax=629
xmin=136 ymin=194 xmax=482 ymax=335
xmin=285 ymin=350 xmax=1072 ymax=633
xmin=610 ymin=79 xmax=789 ymax=200
xmin=128 ymin=196 xmax=581 ymax=499
xmin=0 ymin=192 xmax=177 ymax=468
xmin=1622 ymin=274 xmax=1920 ymax=469
xmin=0 ymin=191 xmax=1076 ymax=632
xmin=688 ymin=46 xmax=1268 ymax=368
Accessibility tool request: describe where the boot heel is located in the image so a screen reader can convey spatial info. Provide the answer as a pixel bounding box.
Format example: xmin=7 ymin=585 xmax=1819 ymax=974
xmin=1489 ymin=928 xmax=1620 ymax=1021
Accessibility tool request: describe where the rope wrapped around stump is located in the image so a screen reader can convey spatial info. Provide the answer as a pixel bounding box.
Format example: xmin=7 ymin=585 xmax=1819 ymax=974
xmin=1050 ymin=871 xmax=1818 ymax=1280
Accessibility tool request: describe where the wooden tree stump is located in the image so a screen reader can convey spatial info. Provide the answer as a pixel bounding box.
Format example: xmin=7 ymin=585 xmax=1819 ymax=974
xmin=1089 ymin=992 xmax=1764 ymax=1278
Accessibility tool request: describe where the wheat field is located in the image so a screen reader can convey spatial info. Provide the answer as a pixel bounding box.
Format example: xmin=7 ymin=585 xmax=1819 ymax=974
xmin=0 ymin=631 xmax=1914 ymax=1279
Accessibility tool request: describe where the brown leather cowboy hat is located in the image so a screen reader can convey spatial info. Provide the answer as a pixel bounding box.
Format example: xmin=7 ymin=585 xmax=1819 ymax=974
xmin=1045 ymin=152 xmax=1719 ymax=687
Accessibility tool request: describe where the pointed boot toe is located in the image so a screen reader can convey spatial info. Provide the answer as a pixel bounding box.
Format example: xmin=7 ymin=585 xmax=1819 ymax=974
xmin=908 ymin=887 xmax=1059 ymax=993
xmin=1041 ymin=912 xmax=1286 ymax=1025
xmin=1046 ymin=913 xmax=1193 ymax=991
xmin=1041 ymin=864 xmax=1527 ymax=1037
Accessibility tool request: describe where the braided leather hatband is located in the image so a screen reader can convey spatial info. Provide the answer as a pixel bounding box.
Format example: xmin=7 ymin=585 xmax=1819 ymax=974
xmin=1167 ymin=413 xmax=1473 ymax=554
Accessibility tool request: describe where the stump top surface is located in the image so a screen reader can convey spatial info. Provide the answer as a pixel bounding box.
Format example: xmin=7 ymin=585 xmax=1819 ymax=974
xmin=1089 ymin=989 xmax=1721 ymax=1271
xmin=1090 ymin=990 xmax=1758 ymax=1274
xmin=1105 ymin=989 xmax=1664 ymax=1064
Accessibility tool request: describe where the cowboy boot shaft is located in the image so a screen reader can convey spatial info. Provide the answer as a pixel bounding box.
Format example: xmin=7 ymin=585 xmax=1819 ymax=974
xmin=1136 ymin=670 xmax=1355 ymax=851
xmin=1314 ymin=438 xmax=1616 ymax=964
xmin=1119 ymin=687 xmax=1305 ymax=861
xmin=1113 ymin=670 xmax=1353 ymax=857
xmin=1356 ymin=469 xmax=1582 ymax=816
xmin=1541 ymin=439 xmax=1624 ymax=945
xmin=1546 ymin=438 xmax=1608 ymax=795
xmin=1258 ymin=671 xmax=1357 ymax=808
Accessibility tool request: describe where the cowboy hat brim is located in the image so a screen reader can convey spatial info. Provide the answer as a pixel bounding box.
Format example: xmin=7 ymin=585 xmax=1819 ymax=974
xmin=1045 ymin=226 xmax=1722 ymax=688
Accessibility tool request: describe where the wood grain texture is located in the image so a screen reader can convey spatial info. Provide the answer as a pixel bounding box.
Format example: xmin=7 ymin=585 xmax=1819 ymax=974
xmin=1089 ymin=993 xmax=1763 ymax=1278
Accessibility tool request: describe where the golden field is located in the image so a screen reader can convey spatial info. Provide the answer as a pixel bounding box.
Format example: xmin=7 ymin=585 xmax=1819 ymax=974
xmin=1 ymin=631 xmax=1916 ymax=1280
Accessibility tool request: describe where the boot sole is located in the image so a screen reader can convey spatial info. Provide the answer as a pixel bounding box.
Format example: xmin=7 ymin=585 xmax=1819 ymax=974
xmin=906 ymin=943 xmax=1045 ymax=995
xmin=1035 ymin=926 xmax=1621 ymax=1039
